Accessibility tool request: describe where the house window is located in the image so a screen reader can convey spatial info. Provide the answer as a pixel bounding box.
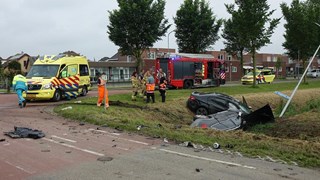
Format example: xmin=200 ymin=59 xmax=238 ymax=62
xmin=273 ymin=56 xmax=277 ymax=62
xmin=218 ymin=54 xmax=224 ymax=60
xmin=267 ymin=56 xmax=271 ymax=62
xmin=227 ymin=55 xmax=232 ymax=61
xmin=127 ymin=55 xmax=132 ymax=62
xmin=232 ymin=66 xmax=237 ymax=72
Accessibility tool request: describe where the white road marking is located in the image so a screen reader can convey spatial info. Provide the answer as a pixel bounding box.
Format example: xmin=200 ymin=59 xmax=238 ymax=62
xmin=88 ymin=129 xmax=149 ymax=146
xmin=51 ymin=135 xmax=77 ymax=143
xmin=159 ymin=149 xmax=257 ymax=170
xmin=90 ymin=129 xmax=121 ymax=136
xmin=43 ymin=138 xmax=104 ymax=157
xmin=5 ymin=161 xmax=35 ymax=174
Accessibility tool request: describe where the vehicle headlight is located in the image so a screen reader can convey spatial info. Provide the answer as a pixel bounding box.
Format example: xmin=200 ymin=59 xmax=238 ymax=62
xmin=42 ymin=83 xmax=52 ymax=89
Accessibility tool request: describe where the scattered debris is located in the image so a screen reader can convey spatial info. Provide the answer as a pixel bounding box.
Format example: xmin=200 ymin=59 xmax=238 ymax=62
xmin=79 ymin=122 xmax=85 ymax=126
xmin=114 ymin=126 xmax=123 ymax=132
xmin=74 ymin=101 xmax=82 ymax=103
xmin=112 ymin=144 xmax=117 ymax=147
xmin=61 ymin=106 xmax=72 ymax=110
xmin=41 ymin=149 xmax=50 ymax=152
xmin=273 ymin=168 xmax=282 ymax=171
xmin=225 ymin=144 xmax=234 ymax=149
xmin=163 ymin=138 xmax=168 ymax=143
xmin=97 ymin=156 xmax=113 ymax=162
xmin=195 ymin=168 xmax=202 ymax=172
xmin=136 ymin=125 xmax=149 ymax=131
xmin=4 ymin=127 xmax=45 ymax=139
xmin=0 ymin=139 xmax=5 ymax=142
xmin=65 ymin=151 xmax=72 ymax=153
xmin=213 ymin=142 xmax=220 ymax=149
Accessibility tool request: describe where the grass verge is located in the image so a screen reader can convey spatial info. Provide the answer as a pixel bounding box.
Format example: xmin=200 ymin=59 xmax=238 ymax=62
xmin=54 ymin=80 xmax=320 ymax=168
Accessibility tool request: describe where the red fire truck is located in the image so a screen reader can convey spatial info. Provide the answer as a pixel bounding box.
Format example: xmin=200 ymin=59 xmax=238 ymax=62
xmin=155 ymin=55 xmax=224 ymax=89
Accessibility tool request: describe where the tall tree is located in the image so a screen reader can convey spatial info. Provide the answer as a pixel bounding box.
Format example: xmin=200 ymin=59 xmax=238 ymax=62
xmin=225 ymin=0 xmax=280 ymax=86
xmin=174 ymin=0 xmax=222 ymax=53
xmin=281 ymin=0 xmax=320 ymax=83
xmin=108 ymin=0 xmax=170 ymax=72
xmin=222 ymin=3 xmax=249 ymax=76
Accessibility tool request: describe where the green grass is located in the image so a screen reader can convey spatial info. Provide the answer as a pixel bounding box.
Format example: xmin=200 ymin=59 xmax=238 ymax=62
xmin=54 ymin=80 xmax=320 ymax=168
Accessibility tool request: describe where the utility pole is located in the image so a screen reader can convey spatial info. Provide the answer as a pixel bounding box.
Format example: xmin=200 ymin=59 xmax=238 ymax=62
xmin=167 ymin=30 xmax=175 ymax=56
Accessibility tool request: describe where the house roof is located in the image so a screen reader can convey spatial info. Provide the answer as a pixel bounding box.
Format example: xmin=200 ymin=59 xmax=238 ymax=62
xmin=7 ymin=52 xmax=29 ymax=60
xmin=110 ymin=52 xmax=119 ymax=60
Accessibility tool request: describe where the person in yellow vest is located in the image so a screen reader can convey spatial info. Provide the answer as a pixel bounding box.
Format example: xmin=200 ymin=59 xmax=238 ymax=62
xmin=97 ymin=73 xmax=109 ymax=108
xmin=145 ymin=71 xmax=155 ymax=103
xmin=12 ymin=73 xmax=28 ymax=108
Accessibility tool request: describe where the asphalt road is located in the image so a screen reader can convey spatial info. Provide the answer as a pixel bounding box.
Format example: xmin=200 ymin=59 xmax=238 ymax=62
xmin=0 ymin=90 xmax=320 ymax=180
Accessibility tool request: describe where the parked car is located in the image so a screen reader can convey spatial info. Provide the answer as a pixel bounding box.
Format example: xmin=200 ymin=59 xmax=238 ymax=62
xmin=241 ymin=69 xmax=275 ymax=85
xmin=186 ymin=92 xmax=252 ymax=116
xmin=306 ymin=69 xmax=320 ymax=78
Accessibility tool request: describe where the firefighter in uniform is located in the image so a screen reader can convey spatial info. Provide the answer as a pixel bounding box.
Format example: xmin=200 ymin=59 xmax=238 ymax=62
xmin=159 ymin=76 xmax=167 ymax=102
xmin=146 ymin=71 xmax=155 ymax=103
xmin=97 ymin=73 xmax=109 ymax=108
xmin=141 ymin=70 xmax=149 ymax=99
xmin=138 ymin=69 xmax=145 ymax=98
xmin=131 ymin=71 xmax=139 ymax=101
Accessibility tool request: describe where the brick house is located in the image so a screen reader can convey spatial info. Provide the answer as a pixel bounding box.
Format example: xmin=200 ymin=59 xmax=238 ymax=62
xmin=88 ymin=48 xmax=175 ymax=82
xmin=207 ymin=50 xmax=290 ymax=81
xmin=2 ymin=52 xmax=35 ymax=75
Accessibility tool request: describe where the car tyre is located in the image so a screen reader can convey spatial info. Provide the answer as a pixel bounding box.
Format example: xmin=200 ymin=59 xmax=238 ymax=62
xmin=81 ymin=86 xmax=87 ymax=96
xmin=52 ymin=90 xmax=61 ymax=102
xmin=196 ymin=107 xmax=208 ymax=115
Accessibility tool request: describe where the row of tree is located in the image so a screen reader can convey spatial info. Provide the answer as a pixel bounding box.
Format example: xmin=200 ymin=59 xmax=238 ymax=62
xmin=107 ymin=0 xmax=319 ymax=85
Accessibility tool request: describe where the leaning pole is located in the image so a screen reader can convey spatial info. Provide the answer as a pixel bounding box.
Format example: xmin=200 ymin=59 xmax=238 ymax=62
xmin=279 ymin=44 xmax=320 ymax=118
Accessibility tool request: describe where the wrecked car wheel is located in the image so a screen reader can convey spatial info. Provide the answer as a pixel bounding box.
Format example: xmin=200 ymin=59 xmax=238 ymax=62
xmin=196 ymin=107 xmax=208 ymax=115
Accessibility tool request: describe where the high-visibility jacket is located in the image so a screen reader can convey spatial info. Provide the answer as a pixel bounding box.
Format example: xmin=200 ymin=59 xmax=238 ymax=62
xmin=146 ymin=83 xmax=155 ymax=93
xmin=12 ymin=74 xmax=27 ymax=91
xmin=159 ymin=82 xmax=166 ymax=91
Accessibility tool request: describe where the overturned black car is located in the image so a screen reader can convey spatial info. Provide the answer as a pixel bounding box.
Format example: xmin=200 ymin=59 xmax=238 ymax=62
xmin=186 ymin=92 xmax=274 ymax=131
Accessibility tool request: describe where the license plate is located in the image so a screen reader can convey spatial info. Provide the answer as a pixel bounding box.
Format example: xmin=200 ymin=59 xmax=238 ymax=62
xmin=26 ymin=94 xmax=36 ymax=98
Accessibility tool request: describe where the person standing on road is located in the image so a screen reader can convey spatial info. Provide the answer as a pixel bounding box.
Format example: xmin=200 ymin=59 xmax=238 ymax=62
xmin=97 ymin=73 xmax=109 ymax=108
xmin=12 ymin=73 xmax=28 ymax=108
xmin=146 ymin=71 xmax=155 ymax=103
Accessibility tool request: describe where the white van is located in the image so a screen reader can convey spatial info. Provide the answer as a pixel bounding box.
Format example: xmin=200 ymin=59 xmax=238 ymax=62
xmin=307 ymin=69 xmax=320 ymax=78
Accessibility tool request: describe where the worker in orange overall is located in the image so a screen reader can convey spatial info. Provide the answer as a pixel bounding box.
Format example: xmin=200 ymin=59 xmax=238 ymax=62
xmin=97 ymin=73 xmax=109 ymax=108
xmin=145 ymin=71 xmax=155 ymax=103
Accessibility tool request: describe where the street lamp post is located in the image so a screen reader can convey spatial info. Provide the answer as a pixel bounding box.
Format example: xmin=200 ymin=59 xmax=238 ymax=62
xmin=167 ymin=30 xmax=175 ymax=56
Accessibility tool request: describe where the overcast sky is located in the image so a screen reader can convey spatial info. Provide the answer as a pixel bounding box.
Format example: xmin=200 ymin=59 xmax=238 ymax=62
xmin=0 ymin=0 xmax=290 ymax=60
